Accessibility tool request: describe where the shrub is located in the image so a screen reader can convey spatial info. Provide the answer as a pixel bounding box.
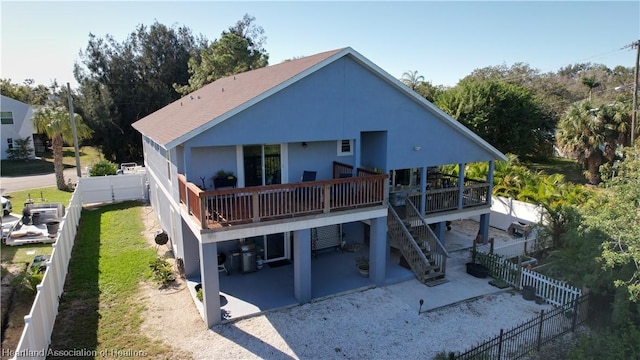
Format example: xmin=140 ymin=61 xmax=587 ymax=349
xmin=89 ymin=159 xmax=118 ymax=176
xmin=6 ymin=137 xmax=34 ymax=161
xmin=149 ymin=257 xmax=175 ymax=286
xmin=568 ymin=323 xmax=640 ymax=360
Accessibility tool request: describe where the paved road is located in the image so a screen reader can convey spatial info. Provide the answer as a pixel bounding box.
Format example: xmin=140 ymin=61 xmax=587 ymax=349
xmin=0 ymin=169 xmax=80 ymax=196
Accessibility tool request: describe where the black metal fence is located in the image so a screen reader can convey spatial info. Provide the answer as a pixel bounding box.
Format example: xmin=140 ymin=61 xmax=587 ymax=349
xmin=451 ymin=294 xmax=589 ymax=360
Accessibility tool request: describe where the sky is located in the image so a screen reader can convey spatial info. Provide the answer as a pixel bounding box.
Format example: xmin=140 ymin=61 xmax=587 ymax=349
xmin=1 ymin=1 xmax=639 ymax=90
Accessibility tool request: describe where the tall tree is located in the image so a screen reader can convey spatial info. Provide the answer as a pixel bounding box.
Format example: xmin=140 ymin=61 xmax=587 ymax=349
xmin=32 ymin=106 xmax=92 ymax=190
xmin=74 ymin=22 xmax=205 ymax=162
xmin=175 ymin=14 xmax=269 ymax=95
xmin=435 ymin=79 xmax=554 ymax=159
xmin=556 ymin=101 xmax=629 ymax=184
xmin=0 ymin=78 xmax=51 ymax=105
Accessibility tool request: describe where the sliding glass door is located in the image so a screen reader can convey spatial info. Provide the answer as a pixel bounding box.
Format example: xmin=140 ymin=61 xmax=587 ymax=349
xmin=247 ymin=232 xmax=289 ymax=262
xmin=243 ymin=144 xmax=281 ymax=187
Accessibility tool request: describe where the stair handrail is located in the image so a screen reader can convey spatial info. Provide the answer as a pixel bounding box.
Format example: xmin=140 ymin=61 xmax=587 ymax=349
xmin=405 ymin=198 xmax=450 ymax=258
xmin=388 ymin=206 xmax=432 ymax=277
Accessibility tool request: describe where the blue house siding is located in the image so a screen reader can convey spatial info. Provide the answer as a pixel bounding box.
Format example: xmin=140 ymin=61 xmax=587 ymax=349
xmin=190 ymin=145 xmax=237 ymax=189
xmin=360 ymin=131 xmax=387 ymax=171
xmin=287 ymin=140 xmax=354 ymax=181
xmin=183 ymin=56 xmax=497 ymax=172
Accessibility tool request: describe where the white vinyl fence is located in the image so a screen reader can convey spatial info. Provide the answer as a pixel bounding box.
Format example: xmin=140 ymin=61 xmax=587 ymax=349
xmin=11 ymin=174 xmax=148 ymax=360
xmin=472 ymin=196 xmax=545 ymax=231
xmin=477 ymin=230 xmax=552 ymax=259
xmin=477 ymin=252 xmax=582 ymax=307
xmin=77 ymin=173 xmax=148 ymax=204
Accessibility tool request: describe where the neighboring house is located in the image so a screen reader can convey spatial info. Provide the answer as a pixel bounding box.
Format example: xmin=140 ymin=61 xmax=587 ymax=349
xmin=133 ymin=47 xmax=507 ymax=327
xmin=0 ymin=95 xmax=36 ymax=160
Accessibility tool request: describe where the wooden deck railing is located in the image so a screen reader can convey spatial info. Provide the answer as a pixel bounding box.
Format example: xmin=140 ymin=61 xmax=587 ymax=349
xmin=407 ymin=182 xmax=489 ymax=214
xmin=405 ymin=198 xmax=449 ymax=274
xmin=388 ymin=207 xmax=434 ymax=279
xmin=179 ymin=173 xmax=387 ymax=229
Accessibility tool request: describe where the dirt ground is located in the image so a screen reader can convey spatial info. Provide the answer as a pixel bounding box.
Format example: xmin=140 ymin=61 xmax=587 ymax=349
xmin=1 ymin=262 xmax=32 ymax=359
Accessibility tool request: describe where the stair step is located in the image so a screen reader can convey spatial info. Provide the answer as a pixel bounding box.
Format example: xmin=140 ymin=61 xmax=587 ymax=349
xmin=422 ymin=265 xmax=440 ymax=272
xmin=422 ymin=271 xmax=444 ymax=280
xmin=425 ymin=278 xmax=450 ymax=287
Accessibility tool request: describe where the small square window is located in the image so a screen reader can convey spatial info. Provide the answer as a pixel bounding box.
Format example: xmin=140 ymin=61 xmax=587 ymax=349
xmin=1 ymin=111 xmax=14 ymax=125
xmin=7 ymin=138 xmax=13 ymax=149
xmin=337 ymin=139 xmax=353 ymax=156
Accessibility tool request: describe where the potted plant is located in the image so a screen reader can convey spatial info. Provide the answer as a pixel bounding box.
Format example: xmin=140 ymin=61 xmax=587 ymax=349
xmin=213 ymin=170 xmax=237 ymax=189
xmin=466 ymin=239 xmax=489 ymax=278
xmin=355 ymin=256 xmax=369 ymax=278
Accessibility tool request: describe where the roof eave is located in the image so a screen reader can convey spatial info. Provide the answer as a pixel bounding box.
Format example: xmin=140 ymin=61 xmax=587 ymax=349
xmin=164 ymin=48 xmax=354 ymax=150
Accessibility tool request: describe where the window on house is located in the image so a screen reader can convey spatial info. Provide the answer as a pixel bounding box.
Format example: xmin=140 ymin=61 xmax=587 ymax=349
xmin=1 ymin=112 xmax=14 ymax=125
xmin=7 ymin=138 xmax=13 ymax=149
xmin=337 ymin=139 xmax=353 ymax=156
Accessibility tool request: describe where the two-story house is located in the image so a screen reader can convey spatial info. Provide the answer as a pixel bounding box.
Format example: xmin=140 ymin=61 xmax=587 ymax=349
xmin=133 ymin=47 xmax=506 ymax=327
xmin=1 ymin=95 xmax=36 ymax=160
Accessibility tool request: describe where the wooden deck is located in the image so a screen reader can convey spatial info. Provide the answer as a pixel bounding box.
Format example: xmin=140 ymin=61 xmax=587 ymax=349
xmin=179 ymin=173 xmax=388 ymax=230
xmin=177 ymin=164 xmax=490 ymax=231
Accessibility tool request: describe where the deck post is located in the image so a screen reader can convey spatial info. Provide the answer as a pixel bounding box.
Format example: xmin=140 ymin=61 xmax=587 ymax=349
xmin=420 ymin=167 xmax=427 ymax=216
xmin=370 ymin=216 xmax=387 ymax=285
xmin=458 ymin=163 xmax=465 ymax=210
xmin=293 ymin=229 xmax=312 ymax=303
xmin=435 ymin=222 xmax=447 ymax=246
xmin=199 ymin=242 xmax=221 ymax=327
xmin=487 ymin=161 xmax=495 ymax=207
xmin=479 ymin=213 xmax=490 ymax=245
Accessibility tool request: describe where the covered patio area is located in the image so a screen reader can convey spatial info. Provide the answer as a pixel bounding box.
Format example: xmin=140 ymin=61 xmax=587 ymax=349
xmin=187 ymin=218 xmax=515 ymax=324
xmin=187 ymin=245 xmax=414 ymax=322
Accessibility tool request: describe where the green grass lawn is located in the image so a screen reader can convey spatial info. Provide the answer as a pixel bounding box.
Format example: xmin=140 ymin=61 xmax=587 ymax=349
xmin=525 ymin=157 xmax=587 ymax=184
xmin=48 ymin=201 xmax=176 ymax=356
xmin=1 ymin=146 xmax=103 ymax=176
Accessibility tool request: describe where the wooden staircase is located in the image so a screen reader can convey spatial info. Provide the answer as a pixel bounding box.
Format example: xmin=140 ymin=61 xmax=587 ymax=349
xmin=388 ymin=205 xmax=449 ymax=287
xmin=408 ymin=223 xmax=449 ymax=286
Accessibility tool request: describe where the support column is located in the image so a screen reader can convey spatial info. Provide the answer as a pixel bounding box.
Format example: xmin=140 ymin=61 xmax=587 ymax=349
xmin=458 ymin=163 xmax=465 ymax=210
xmin=479 ymin=213 xmax=490 ymax=245
xmin=369 ymin=216 xmax=387 ymax=285
xmin=293 ymin=229 xmax=312 ymax=303
xmin=199 ymin=242 xmax=221 ymax=327
xmin=479 ymin=160 xmax=495 ymax=245
xmin=420 ymin=167 xmax=427 ymax=216
xmin=487 ymin=161 xmax=495 ymax=207
xmin=434 ymin=222 xmax=447 ymax=246
xmin=182 ymin=222 xmax=200 ymax=278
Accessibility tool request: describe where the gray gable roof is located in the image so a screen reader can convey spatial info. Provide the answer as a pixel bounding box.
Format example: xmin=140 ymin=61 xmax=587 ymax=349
xmin=132 ymin=47 xmax=506 ymax=161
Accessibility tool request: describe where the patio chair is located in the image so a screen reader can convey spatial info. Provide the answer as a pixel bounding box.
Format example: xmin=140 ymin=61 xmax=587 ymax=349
xmin=302 ymin=171 xmax=317 ymax=182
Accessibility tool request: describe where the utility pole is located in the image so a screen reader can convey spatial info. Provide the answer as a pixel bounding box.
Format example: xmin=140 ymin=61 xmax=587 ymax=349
xmin=623 ymin=40 xmax=640 ymax=146
xmin=66 ymin=82 xmax=82 ymax=178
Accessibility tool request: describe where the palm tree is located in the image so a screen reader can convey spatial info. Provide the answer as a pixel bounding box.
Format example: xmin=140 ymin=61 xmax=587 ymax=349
xmin=556 ymin=101 xmax=605 ymax=184
xmin=33 ymin=106 xmax=92 ymax=190
xmin=581 ymin=76 xmax=600 ymax=102
xmin=401 ymin=70 xmax=424 ymax=91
